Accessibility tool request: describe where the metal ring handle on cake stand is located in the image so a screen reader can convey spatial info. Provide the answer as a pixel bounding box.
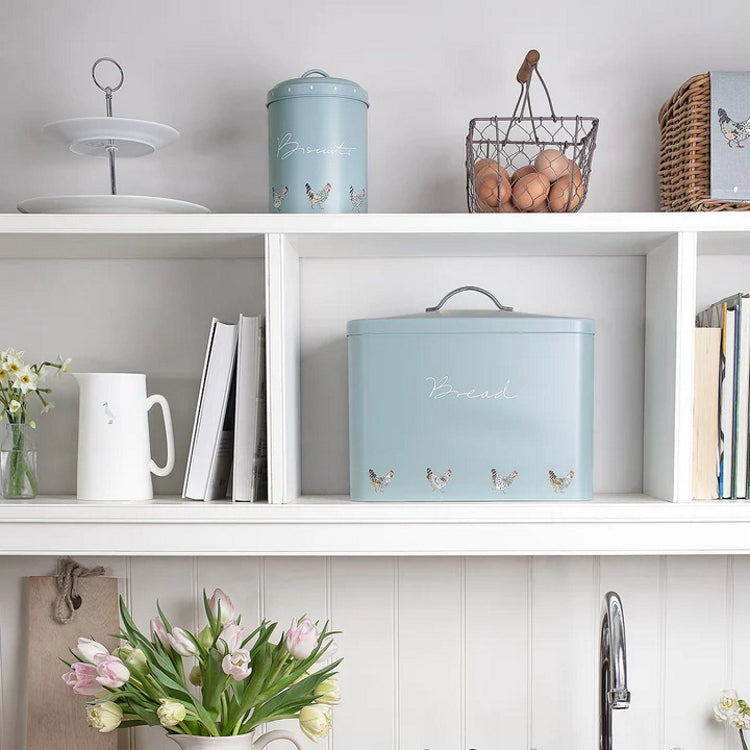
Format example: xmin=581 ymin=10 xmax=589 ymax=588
xmin=91 ymin=57 xmax=125 ymax=195
xmin=425 ymin=286 xmax=514 ymax=312
xmin=301 ymin=69 xmax=330 ymax=78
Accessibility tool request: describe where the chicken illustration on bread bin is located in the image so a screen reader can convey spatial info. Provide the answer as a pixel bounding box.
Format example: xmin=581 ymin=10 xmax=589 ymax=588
xmin=427 ymin=468 xmax=452 ymax=492
xmin=368 ymin=468 xmax=394 ymax=492
xmin=491 ymin=469 xmax=519 ymax=493
xmin=549 ymin=469 xmax=575 ymax=493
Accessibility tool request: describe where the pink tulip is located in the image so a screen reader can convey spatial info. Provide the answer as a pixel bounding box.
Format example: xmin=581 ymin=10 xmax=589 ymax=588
xmin=150 ymin=617 xmax=171 ymax=649
xmin=76 ymin=637 xmax=108 ymax=662
xmin=222 ymin=648 xmax=251 ymax=680
xmin=208 ymin=588 xmax=236 ymax=625
xmin=285 ymin=618 xmax=320 ymax=660
xmin=61 ymin=662 xmax=102 ymax=696
xmin=219 ymin=622 xmax=246 ymax=654
xmin=167 ymin=627 xmax=198 ymax=657
xmin=94 ymin=653 xmax=130 ymax=688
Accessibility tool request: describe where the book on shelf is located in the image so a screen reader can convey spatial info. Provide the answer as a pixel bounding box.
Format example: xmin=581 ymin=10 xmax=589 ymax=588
xmin=232 ymin=315 xmax=267 ymax=502
xmin=183 ymin=318 xmax=238 ymax=501
xmin=692 ymin=327 xmax=721 ymax=500
xmin=696 ymin=293 xmax=750 ymax=499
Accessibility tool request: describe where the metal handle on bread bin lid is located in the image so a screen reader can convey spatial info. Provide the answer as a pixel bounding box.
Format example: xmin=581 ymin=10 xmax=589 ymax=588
xmin=425 ymin=286 xmax=514 ymax=313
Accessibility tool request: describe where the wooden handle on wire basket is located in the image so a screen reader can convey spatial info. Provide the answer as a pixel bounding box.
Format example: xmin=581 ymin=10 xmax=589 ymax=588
xmin=516 ymin=50 xmax=540 ymax=84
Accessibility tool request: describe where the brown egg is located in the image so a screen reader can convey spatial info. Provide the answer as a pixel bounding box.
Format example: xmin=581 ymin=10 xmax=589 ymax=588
xmin=548 ymin=163 xmax=584 ymax=212
xmin=534 ymin=149 xmax=572 ymax=182
xmin=510 ymin=165 xmax=537 ymax=184
xmin=532 ymin=203 xmax=550 ymax=212
xmin=477 ymin=173 xmax=511 ymax=208
xmin=499 ymin=200 xmax=520 ymax=213
xmin=511 ymin=172 xmax=551 ymax=211
xmin=477 ymin=197 xmax=498 ymax=213
xmin=474 ymin=158 xmax=509 ymax=183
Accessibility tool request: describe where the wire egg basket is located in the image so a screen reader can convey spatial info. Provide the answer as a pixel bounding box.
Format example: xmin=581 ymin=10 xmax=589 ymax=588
xmin=466 ymin=50 xmax=598 ymax=213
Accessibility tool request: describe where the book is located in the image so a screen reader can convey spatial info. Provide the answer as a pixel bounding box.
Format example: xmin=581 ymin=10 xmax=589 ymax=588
xmin=692 ymin=327 xmax=721 ymax=500
xmin=232 ymin=315 xmax=266 ymax=502
xmin=735 ymin=296 xmax=750 ymax=498
xmin=183 ymin=318 xmax=238 ymax=501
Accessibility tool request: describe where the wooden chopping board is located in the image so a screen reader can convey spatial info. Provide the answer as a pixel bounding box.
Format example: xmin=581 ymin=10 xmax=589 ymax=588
xmin=26 ymin=575 xmax=120 ymax=750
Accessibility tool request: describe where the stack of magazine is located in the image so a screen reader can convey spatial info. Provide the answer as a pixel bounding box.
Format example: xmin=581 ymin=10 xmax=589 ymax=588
xmin=695 ymin=293 xmax=750 ymax=500
xmin=183 ymin=315 xmax=266 ymax=502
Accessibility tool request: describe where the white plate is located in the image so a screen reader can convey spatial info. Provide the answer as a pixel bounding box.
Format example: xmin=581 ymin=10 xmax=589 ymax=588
xmin=43 ymin=117 xmax=180 ymax=157
xmin=17 ymin=195 xmax=210 ymax=214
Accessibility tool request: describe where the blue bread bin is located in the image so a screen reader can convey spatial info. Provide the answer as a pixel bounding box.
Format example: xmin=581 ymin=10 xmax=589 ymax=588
xmin=347 ymin=286 xmax=594 ymax=501
xmin=267 ymin=69 xmax=368 ymax=213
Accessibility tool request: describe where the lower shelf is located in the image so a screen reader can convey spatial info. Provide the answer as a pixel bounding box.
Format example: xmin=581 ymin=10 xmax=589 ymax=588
xmin=0 ymin=494 xmax=749 ymax=555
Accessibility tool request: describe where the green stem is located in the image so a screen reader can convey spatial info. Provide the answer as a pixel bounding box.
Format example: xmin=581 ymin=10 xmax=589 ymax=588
xmin=741 ymin=729 xmax=749 ymax=750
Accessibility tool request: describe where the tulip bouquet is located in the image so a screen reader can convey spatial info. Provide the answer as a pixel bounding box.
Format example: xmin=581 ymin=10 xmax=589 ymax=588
xmin=715 ymin=690 xmax=750 ymax=748
xmin=61 ymin=588 xmax=341 ymax=739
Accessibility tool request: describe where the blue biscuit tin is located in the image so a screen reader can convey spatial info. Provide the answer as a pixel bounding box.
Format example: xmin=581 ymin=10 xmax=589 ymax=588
xmin=347 ymin=286 xmax=594 ymax=501
xmin=267 ymin=69 xmax=368 ymax=213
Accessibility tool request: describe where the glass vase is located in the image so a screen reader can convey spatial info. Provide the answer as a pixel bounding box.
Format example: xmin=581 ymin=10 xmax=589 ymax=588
xmin=1 ymin=422 xmax=38 ymax=499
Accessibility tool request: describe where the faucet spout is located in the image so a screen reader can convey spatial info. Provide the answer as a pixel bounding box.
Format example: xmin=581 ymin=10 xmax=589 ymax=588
xmin=600 ymin=591 xmax=630 ymax=750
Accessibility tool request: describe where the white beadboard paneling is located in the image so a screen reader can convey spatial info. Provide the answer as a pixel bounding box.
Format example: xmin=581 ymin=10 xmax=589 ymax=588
xmin=398 ymin=557 xmax=462 ymax=750
xmin=531 ymin=556 xmax=597 ymax=750
xmin=732 ymin=557 xmax=750 ymax=695
xmin=128 ymin=558 xmax=197 ymax=750
xmin=464 ymin=557 xmax=529 ymax=750
xmin=598 ymin=556 xmax=663 ymax=750
xmin=262 ymin=557 xmax=329 ymax=750
xmin=663 ymin=556 xmax=729 ymax=750
xmin=329 ymin=558 xmax=395 ymax=750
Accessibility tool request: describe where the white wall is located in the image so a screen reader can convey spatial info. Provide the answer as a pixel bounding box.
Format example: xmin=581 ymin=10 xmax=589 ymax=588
xmin=3 ymin=0 xmax=750 ymax=213
xmin=1 ymin=555 xmax=747 ymax=750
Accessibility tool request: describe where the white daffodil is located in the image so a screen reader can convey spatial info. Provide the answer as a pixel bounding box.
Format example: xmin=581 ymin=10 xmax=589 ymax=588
xmin=13 ymin=367 xmax=38 ymax=394
xmin=55 ymin=356 xmax=72 ymax=375
xmin=3 ymin=350 xmax=23 ymax=375
xmin=8 ymin=400 xmax=22 ymax=414
xmin=40 ymin=400 xmax=55 ymax=414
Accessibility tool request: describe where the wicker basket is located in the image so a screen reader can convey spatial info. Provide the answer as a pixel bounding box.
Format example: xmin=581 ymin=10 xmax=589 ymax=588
xmin=659 ymin=73 xmax=750 ymax=211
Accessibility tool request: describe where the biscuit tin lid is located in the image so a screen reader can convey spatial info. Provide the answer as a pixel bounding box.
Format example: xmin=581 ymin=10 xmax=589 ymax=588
xmin=347 ymin=286 xmax=595 ymax=336
xmin=267 ymin=69 xmax=369 ymax=107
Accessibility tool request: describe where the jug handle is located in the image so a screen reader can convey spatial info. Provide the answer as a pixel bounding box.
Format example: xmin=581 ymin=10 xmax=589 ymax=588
xmin=252 ymin=729 xmax=305 ymax=750
xmin=145 ymin=394 xmax=175 ymax=477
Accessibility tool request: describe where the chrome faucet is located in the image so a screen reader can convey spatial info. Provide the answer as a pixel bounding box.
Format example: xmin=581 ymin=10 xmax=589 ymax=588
xmin=600 ymin=591 xmax=630 ymax=750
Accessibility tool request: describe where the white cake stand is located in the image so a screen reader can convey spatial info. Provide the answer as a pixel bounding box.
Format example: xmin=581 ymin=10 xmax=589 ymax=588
xmin=19 ymin=57 xmax=209 ymax=214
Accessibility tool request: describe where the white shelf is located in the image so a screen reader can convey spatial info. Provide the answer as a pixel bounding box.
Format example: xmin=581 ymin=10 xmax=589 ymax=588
xmin=1 ymin=494 xmax=749 ymax=556
xmin=0 ymin=212 xmax=748 ymax=258
xmin=0 ymin=212 xmax=748 ymax=556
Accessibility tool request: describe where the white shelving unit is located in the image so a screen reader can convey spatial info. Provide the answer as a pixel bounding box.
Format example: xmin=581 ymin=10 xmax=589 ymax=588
xmin=1 ymin=212 xmax=750 ymax=556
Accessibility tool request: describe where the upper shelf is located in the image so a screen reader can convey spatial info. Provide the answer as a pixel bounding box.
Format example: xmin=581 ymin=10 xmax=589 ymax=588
xmin=2 ymin=494 xmax=750 ymax=556
xmin=0 ymin=212 xmax=749 ymax=258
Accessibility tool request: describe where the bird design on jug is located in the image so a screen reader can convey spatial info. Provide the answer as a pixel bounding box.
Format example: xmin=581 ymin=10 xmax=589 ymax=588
xmin=549 ymin=469 xmax=575 ymax=493
xmin=427 ymin=468 xmax=452 ymax=492
xmin=368 ymin=468 xmax=394 ymax=492
xmin=491 ymin=469 xmax=518 ymax=493
xmin=102 ymin=402 xmax=117 ymax=425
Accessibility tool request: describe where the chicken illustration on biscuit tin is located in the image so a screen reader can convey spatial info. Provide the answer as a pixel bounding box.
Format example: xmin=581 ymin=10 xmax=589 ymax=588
xmin=305 ymin=182 xmax=332 ymax=209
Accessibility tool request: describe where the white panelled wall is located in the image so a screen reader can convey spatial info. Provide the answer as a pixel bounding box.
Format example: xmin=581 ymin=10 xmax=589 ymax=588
xmin=0 ymin=555 xmax=747 ymax=750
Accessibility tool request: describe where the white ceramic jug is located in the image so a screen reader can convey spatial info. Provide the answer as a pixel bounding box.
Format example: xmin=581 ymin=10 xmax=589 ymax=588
xmin=74 ymin=373 xmax=175 ymax=501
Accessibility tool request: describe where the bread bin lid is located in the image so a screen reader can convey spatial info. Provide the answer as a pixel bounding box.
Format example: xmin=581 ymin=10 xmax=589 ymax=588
xmin=347 ymin=286 xmax=595 ymax=336
xmin=267 ymin=69 xmax=369 ymax=107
